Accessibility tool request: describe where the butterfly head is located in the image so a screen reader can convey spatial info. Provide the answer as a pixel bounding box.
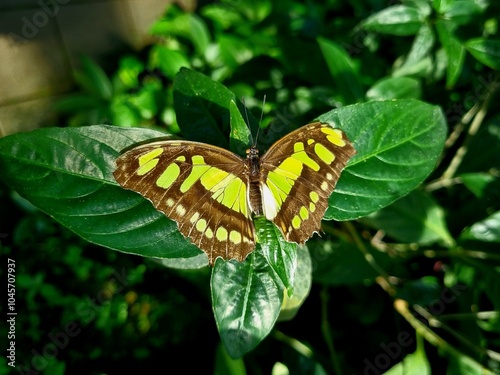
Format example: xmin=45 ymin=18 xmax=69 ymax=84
xmin=246 ymin=146 xmax=259 ymax=157
xmin=246 ymin=146 xmax=260 ymax=176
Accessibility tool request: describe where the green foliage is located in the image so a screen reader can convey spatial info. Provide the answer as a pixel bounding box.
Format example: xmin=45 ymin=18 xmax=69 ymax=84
xmin=1 ymin=0 xmax=500 ymax=373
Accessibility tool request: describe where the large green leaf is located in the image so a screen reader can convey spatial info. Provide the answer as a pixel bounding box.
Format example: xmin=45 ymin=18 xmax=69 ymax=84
xmin=0 ymin=125 xmax=201 ymax=260
xmin=320 ymin=100 xmax=447 ymax=221
xmin=211 ymin=252 xmax=283 ymax=358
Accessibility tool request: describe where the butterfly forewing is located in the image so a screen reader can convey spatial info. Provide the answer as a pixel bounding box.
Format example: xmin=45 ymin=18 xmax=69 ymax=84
xmin=259 ymin=122 xmax=356 ymax=243
xmin=114 ymin=141 xmax=255 ymax=265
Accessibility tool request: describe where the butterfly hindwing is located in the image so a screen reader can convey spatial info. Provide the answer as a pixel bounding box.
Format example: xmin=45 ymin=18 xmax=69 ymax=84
xmin=114 ymin=141 xmax=255 ymax=264
xmin=259 ymin=122 xmax=356 ymax=243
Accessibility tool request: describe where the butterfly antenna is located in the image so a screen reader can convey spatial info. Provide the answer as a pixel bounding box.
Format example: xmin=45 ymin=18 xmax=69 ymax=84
xmin=242 ymin=97 xmax=255 ymax=146
xmin=251 ymin=95 xmax=266 ymax=147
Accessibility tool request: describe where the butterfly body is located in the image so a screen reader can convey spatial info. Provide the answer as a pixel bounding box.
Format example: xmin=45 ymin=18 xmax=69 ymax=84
xmin=246 ymin=146 xmax=264 ymax=216
xmin=114 ymin=122 xmax=355 ymax=265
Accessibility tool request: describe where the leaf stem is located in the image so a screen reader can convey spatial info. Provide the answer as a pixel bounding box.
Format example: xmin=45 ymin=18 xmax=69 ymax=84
xmin=273 ymin=330 xmax=314 ymax=358
xmin=393 ymin=299 xmax=495 ymax=373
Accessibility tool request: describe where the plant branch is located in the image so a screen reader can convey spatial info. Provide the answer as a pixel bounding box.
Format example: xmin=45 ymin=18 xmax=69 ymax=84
xmin=426 ymin=74 xmax=499 ymax=192
xmin=343 ymin=222 xmax=395 ymax=294
xmin=414 ymin=304 xmax=500 ymax=362
xmin=394 ymin=299 xmax=495 ymax=373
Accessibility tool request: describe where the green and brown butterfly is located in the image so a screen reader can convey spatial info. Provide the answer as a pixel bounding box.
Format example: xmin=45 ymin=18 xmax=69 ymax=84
xmin=113 ymin=121 xmax=356 ymax=265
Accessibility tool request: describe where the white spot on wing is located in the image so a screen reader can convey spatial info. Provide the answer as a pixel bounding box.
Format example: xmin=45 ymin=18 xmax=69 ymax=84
xmin=261 ymin=184 xmax=279 ymax=220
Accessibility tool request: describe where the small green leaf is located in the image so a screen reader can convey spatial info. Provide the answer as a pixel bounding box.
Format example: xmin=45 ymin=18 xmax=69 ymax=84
xmin=366 ymin=76 xmax=422 ymax=100
xmin=362 ymin=5 xmax=423 ymax=36
xmin=188 ymin=14 xmax=211 ymax=55
xmin=255 ymin=217 xmax=297 ymax=295
xmin=320 ymin=100 xmax=447 ymax=221
xmin=173 ymin=68 xmax=234 ymax=147
xmin=128 ymin=83 xmax=162 ymax=120
xmin=110 ymin=96 xmax=142 ymax=126
xmin=115 ymin=55 xmax=144 ymax=91
xmin=439 ymin=0 xmax=488 ymax=25
xmin=157 ymin=47 xmax=191 ymax=79
xmin=173 ymin=69 xmax=259 ymax=149
xmin=219 ymin=35 xmax=254 ymax=70
xmin=460 ymin=173 xmax=497 ymax=199
xmin=317 ymin=37 xmax=364 ymax=104
xmin=361 ymin=190 xmax=455 ymax=247
xmin=211 ymin=252 xmax=283 ymax=358
xmin=151 ymin=12 xmax=210 ymax=56
xmin=435 ymin=20 xmax=466 ymax=88
xmin=465 ymin=38 xmax=500 ymax=70
xmin=457 ymin=119 xmax=500 ymax=173
xmin=461 ymin=211 xmax=500 ymax=243
xmin=238 ymin=0 xmax=272 ymax=23
xmin=278 ymin=244 xmax=312 ymax=321
xmin=0 ymin=125 xmax=201 ymax=260
xmin=384 ymin=335 xmax=431 ymax=375
xmin=202 ymin=5 xmax=244 ymax=30
xmin=393 ymin=24 xmax=435 ymax=77
xmin=75 ymin=55 xmax=113 ymax=100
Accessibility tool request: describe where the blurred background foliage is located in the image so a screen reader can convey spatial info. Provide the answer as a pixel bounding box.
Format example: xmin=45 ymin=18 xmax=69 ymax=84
xmin=1 ymin=0 xmax=500 ymax=374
